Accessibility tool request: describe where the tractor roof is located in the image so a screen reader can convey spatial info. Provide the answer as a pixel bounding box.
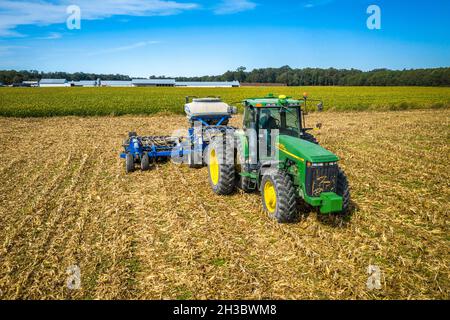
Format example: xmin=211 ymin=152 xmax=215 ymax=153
xmin=244 ymin=94 xmax=303 ymax=108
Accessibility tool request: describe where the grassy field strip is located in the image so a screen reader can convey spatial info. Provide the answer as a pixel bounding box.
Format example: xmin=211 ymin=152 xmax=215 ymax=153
xmin=0 ymin=86 xmax=449 ymax=117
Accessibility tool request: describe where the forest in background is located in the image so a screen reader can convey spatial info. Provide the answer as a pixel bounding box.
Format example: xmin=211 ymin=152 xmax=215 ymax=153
xmin=0 ymin=66 xmax=449 ymax=87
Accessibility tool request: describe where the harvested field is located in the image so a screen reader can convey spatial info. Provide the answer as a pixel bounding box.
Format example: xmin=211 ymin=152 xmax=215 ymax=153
xmin=0 ymin=110 xmax=449 ymax=299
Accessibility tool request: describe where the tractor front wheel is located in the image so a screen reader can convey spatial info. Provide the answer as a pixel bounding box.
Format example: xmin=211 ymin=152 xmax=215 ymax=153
xmin=207 ymin=138 xmax=235 ymax=195
xmin=336 ymin=168 xmax=351 ymax=215
xmin=261 ymin=170 xmax=297 ymax=223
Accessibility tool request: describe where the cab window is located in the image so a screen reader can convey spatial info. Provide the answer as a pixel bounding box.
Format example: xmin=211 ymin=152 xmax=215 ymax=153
xmin=243 ymin=106 xmax=256 ymax=129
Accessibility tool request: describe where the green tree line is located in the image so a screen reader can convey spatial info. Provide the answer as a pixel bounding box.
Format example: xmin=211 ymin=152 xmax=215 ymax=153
xmin=0 ymin=70 xmax=132 ymax=85
xmin=1 ymin=66 xmax=449 ymax=86
xmin=176 ymin=66 xmax=450 ymax=86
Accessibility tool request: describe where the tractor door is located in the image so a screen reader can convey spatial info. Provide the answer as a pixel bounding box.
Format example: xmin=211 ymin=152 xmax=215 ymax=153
xmin=258 ymin=108 xmax=281 ymax=159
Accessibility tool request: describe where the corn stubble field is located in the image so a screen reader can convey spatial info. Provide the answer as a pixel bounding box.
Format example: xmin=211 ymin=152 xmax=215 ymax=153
xmin=0 ymin=106 xmax=448 ymax=299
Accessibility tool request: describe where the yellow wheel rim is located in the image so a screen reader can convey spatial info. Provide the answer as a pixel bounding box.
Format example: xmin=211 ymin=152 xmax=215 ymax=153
xmin=209 ymin=149 xmax=219 ymax=185
xmin=264 ymin=180 xmax=277 ymax=213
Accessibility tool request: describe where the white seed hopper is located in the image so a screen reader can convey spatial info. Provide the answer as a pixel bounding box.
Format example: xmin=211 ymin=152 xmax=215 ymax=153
xmin=185 ymin=97 xmax=237 ymax=119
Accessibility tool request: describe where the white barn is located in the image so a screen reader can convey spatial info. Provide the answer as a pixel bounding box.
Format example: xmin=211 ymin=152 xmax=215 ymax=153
xmin=23 ymin=81 xmax=39 ymax=87
xmin=72 ymin=80 xmax=100 ymax=87
xmin=101 ymin=80 xmax=133 ymax=87
xmin=39 ymin=79 xmax=70 ymax=87
xmin=132 ymin=79 xmax=175 ymax=87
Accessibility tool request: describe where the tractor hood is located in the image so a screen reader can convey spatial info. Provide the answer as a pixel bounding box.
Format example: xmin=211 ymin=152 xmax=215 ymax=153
xmin=277 ymin=135 xmax=339 ymax=163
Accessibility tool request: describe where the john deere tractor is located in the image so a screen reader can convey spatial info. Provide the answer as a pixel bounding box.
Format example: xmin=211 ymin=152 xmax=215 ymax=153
xmin=207 ymin=94 xmax=350 ymax=222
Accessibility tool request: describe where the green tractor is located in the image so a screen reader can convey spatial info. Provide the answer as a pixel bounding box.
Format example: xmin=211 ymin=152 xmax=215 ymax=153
xmin=207 ymin=94 xmax=350 ymax=222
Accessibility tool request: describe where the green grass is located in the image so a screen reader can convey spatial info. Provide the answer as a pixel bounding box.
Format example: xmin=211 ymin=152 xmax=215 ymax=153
xmin=0 ymin=86 xmax=449 ymax=117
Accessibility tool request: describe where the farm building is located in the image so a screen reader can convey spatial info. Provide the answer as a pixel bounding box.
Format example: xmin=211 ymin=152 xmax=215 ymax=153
xmin=101 ymin=80 xmax=133 ymax=87
xmin=175 ymin=81 xmax=240 ymax=88
xmin=132 ymin=79 xmax=175 ymax=87
xmin=39 ymin=79 xmax=70 ymax=87
xmin=22 ymin=81 xmax=39 ymax=87
xmin=71 ymin=80 xmax=100 ymax=87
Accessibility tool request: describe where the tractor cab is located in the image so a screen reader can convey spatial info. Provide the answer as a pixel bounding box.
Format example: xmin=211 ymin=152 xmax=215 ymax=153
xmin=242 ymin=94 xmax=317 ymax=159
xmin=243 ymin=94 xmax=304 ymax=137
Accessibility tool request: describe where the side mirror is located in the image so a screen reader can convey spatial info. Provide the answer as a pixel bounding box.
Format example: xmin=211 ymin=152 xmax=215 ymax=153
xmin=317 ymin=102 xmax=324 ymax=112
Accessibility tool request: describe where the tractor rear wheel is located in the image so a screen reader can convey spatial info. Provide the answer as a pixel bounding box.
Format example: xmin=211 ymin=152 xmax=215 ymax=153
xmin=125 ymin=153 xmax=135 ymax=173
xmin=261 ymin=170 xmax=297 ymax=223
xmin=336 ymin=168 xmax=351 ymax=215
xmin=235 ymin=138 xmax=253 ymax=192
xmin=207 ymin=138 xmax=235 ymax=195
xmin=141 ymin=153 xmax=150 ymax=171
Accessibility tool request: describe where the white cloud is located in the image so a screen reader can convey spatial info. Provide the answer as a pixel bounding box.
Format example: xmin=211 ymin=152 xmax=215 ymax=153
xmin=87 ymin=40 xmax=161 ymax=56
xmin=0 ymin=0 xmax=198 ymax=37
xmin=37 ymin=32 xmax=62 ymax=40
xmin=214 ymin=0 xmax=257 ymax=15
xmin=303 ymin=0 xmax=334 ymax=8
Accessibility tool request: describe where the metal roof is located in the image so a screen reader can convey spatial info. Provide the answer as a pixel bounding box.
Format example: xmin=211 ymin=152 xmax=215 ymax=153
xmin=39 ymin=79 xmax=67 ymax=84
xmin=72 ymin=80 xmax=98 ymax=85
xmin=132 ymin=79 xmax=175 ymax=85
xmin=101 ymin=81 xmax=133 ymax=86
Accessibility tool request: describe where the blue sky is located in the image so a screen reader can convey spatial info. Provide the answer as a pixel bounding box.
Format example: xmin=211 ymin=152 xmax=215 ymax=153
xmin=0 ymin=0 xmax=449 ymax=77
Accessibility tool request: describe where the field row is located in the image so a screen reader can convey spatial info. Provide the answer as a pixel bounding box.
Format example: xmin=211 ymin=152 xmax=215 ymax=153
xmin=0 ymin=86 xmax=449 ymax=117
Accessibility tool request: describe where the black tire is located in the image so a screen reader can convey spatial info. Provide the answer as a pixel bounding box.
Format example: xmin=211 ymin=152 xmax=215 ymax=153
xmin=125 ymin=153 xmax=135 ymax=173
xmin=235 ymin=138 xmax=253 ymax=192
xmin=336 ymin=167 xmax=351 ymax=215
xmin=302 ymin=132 xmax=318 ymax=144
xmin=207 ymin=137 xmax=235 ymax=195
xmin=261 ymin=170 xmax=297 ymax=223
xmin=141 ymin=153 xmax=150 ymax=171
